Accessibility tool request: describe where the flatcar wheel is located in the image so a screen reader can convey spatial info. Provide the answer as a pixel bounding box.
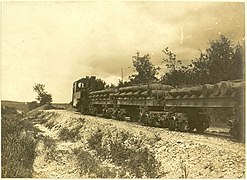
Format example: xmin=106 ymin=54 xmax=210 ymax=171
xmin=160 ymin=121 xmax=166 ymax=128
xmin=195 ymin=126 xmax=204 ymax=133
xmin=178 ymin=122 xmax=186 ymax=132
xmin=120 ymin=114 xmax=126 ymax=121
xmin=187 ymin=121 xmax=196 ymax=132
xmin=140 ymin=116 xmax=148 ymax=125
xmin=188 ymin=126 xmax=195 ymax=132
xmin=147 ymin=118 xmax=154 ymax=127
xmin=233 ymin=112 xmax=245 ymax=142
xmin=117 ymin=111 xmax=126 ymax=121
xmin=168 ymin=120 xmax=175 ymax=131
xmin=146 ymin=118 xmax=151 ymax=126
xmin=196 ymin=121 xmax=209 ymax=133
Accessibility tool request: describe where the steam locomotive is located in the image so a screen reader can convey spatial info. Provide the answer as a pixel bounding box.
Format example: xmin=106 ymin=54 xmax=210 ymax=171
xmin=72 ymin=76 xmax=245 ymax=140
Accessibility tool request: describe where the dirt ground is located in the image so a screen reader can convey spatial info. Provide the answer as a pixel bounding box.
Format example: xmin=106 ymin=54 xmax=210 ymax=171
xmin=29 ymin=110 xmax=245 ymax=178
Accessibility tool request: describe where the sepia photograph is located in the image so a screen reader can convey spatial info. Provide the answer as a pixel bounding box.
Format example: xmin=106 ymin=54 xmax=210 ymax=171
xmin=1 ymin=1 xmax=245 ymax=178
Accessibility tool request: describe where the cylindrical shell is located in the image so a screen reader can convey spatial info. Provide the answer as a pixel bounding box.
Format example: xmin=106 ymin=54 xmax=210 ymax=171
xmin=133 ymin=91 xmax=140 ymax=97
xmin=169 ymin=89 xmax=178 ymax=97
xmin=141 ymin=91 xmax=149 ymax=97
xmin=113 ymin=92 xmax=120 ymax=97
xmin=109 ymin=93 xmax=114 ymax=98
xmin=129 ymin=86 xmax=139 ymax=92
xmin=148 ymin=84 xmax=173 ymax=91
xmin=176 ymin=87 xmax=193 ymax=96
xmin=119 ymin=86 xmax=139 ymax=92
xmin=182 ymin=95 xmax=190 ymax=99
xmin=213 ymin=83 xmax=221 ymax=96
xmin=119 ymin=92 xmax=127 ymax=97
xmin=139 ymin=85 xmax=149 ymax=91
xmin=220 ymin=81 xmax=244 ymax=95
xmin=162 ymin=85 xmax=173 ymax=90
xmin=150 ymin=90 xmax=165 ymax=99
xmin=148 ymin=84 xmax=163 ymax=90
xmin=219 ymin=81 xmax=232 ymax=95
xmin=232 ymin=81 xmax=245 ymax=93
xmin=202 ymin=84 xmax=214 ymax=96
xmin=119 ymin=87 xmax=126 ymax=92
xmin=126 ymin=92 xmax=133 ymax=97
xmin=190 ymin=86 xmax=202 ymax=96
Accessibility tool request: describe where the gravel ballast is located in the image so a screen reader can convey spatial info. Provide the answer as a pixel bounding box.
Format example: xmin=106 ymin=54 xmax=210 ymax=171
xmin=30 ymin=110 xmax=245 ymax=178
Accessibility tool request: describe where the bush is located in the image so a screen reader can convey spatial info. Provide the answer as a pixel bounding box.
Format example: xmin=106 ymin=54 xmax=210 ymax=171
xmin=86 ymin=128 xmax=160 ymax=178
xmin=42 ymin=136 xmax=57 ymax=162
xmin=73 ymin=148 xmax=119 ymax=178
xmin=58 ymin=121 xmax=84 ymax=142
xmin=27 ymin=101 xmax=39 ymax=111
xmin=1 ymin=114 xmax=38 ymax=177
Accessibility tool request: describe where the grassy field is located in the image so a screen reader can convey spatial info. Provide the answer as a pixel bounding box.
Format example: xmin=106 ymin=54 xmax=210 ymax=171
xmin=1 ymin=100 xmax=69 ymax=112
xmin=1 ymin=100 xmax=29 ymax=112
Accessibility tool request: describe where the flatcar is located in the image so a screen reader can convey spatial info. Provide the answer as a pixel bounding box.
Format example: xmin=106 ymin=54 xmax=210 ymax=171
xmin=72 ymin=76 xmax=245 ymax=140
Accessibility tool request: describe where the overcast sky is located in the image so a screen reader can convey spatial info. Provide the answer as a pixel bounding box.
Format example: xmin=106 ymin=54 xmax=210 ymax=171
xmin=2 ymin=1 xmax=245 ymax=103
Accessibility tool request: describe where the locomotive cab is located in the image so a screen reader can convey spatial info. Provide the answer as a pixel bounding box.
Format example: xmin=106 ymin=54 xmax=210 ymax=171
xmin=72 ymin=76 xmax=105 ymax=114
xmin=72 ymin=80 xmax=86 ymax=108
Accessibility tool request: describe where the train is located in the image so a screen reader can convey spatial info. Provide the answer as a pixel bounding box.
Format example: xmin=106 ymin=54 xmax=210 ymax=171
xmin=72 ymin=76 xmax=245 ymax=140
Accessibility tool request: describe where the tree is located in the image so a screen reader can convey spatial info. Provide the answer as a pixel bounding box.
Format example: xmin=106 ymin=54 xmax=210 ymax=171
xmin=118 ymin=80 xmax=132 ymax=87
xmin=105 ymin=83 xmax=116 ymax=88
xmin=33 ymin=84 xmax=52 ymax=105
xmin=95 ymin=79 xmax=106 ymax=90
xmin=161 ymin=47 xmax=191 ymax=86
xmin=162 ymin=47 xmax=182 ymax=71
xmin=161 ymin=35 xmax=244 ymax=86
xmin=129 ymin=51 xmax=160 ymax=84
xmin=191 ymin=35 xmax=244 ymax=84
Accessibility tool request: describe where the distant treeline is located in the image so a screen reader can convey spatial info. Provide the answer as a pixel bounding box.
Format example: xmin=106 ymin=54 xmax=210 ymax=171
xmin=103 ymin=35 xmax=244 ymax=88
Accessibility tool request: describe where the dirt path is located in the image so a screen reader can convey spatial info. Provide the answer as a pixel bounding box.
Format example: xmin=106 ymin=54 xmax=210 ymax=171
xmin=30 ymin=110 xmax=245 ymax=178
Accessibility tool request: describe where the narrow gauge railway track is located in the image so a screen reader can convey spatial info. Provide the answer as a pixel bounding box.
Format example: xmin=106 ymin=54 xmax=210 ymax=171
xmin=203 ymin=131 xmax=235 ymax=141
xmin=81 ymin=112 xmax=238 ymax=143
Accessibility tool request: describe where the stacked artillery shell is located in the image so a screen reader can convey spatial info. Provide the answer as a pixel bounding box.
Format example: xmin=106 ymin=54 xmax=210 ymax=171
xmin=113 ymin=83 xmax=173 ymax=99
xmin=167 ymin=80 xmax=244 ymax=99
xmin=139 ymin=85 xmax=149 ymax=91
xmin=199 ymin=80 xmax=244 ymax=97
xmin=202 ymin=84 xmax=214 ymax=96
xmin=213 ymin=80 xmax=244 ymax=97
xmin=119 ymin=92 xmax=127 ymax=97
xmin=149 ymin=90 xmax=166 ymax=99
xmin=90 ymin=88 xmax=117 ymax=100
xmin=119 ymin=86 xmax=139 ymax=92
xmin=116 ymin=86 xmax=139 ymax=98
xmin=139 ymin=84 xmax=173 ymax=99
xmin=212 ymin=83 xmax=221 ymax=96
xmin=126 ymin=92 xmax=134 ymax=97
xmin=190 ymin=86 xmax=203 ymax=97
xmin=140 ymin=91 xmax=149 ymax=97
xmin=168 ymin=86 xmax=203 ymax=98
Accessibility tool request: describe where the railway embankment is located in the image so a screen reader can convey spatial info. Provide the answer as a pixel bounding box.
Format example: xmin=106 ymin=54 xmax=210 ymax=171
xmin=27 ymin=110 xmax=245 ymax=178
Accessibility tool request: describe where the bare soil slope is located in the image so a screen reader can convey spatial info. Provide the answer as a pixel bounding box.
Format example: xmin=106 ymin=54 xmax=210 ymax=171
xmin=30 ymin=110 xmax=245 ymax=178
